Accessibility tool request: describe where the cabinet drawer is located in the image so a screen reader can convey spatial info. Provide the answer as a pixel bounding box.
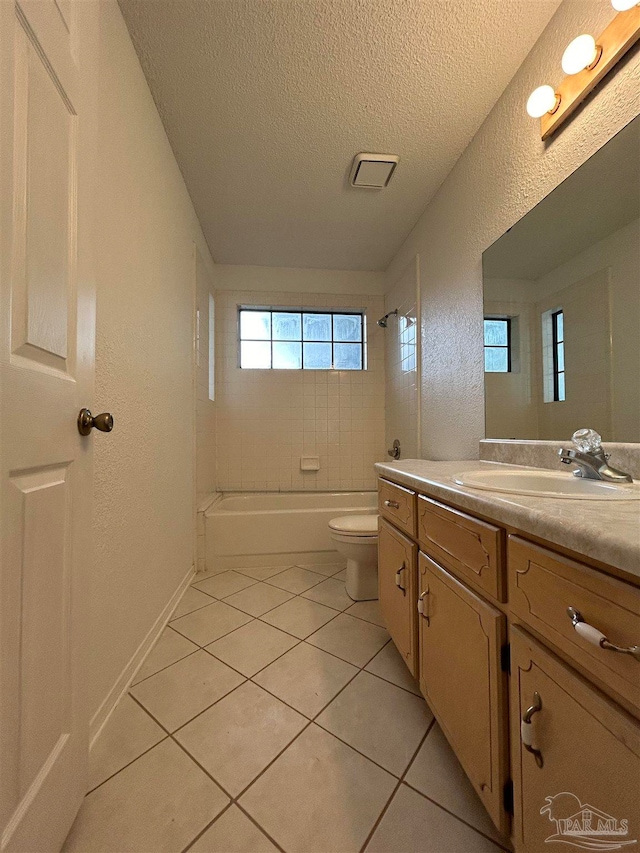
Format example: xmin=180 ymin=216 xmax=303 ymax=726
xmin=418 ymin=553 xmax=509 ymax=836
xmin=510 ymin=627 xmax=640 ymax=853
xmin=378 ymin=518 xmax=418 ymax=677
xmin=378 ymin=478 xmax=416 ymax=538
xmin=417 ymin=495 xmax=505 ymax=601
xmin=509 ymin=536 xmax=640 ymax=714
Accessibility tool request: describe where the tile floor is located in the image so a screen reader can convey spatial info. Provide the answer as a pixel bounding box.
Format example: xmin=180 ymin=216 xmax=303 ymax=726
xmin=64 ymin=563 xmax=512 ymax=853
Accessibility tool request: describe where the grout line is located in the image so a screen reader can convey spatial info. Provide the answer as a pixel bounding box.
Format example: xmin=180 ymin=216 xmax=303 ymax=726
xmin=358 ymin=719 xmax=435 ymax=853
xmin=84 ymin=732 xmax=171 ymax=796
xmin=130 ymin=645 xmax=201 ymax=688
xmin=180 ymin=801 xmax=235 ymax=853
xmin=401 ymin=780 xmax=513 ymax=852
xmin=234 ymin=802 xmax=288 ymax=853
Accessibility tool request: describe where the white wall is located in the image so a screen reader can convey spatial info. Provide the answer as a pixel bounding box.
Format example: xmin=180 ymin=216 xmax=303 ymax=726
xmin=90 ymin=1 xmax=216 ymax=729
xmin=215 ymin=284 xmax=386 ymax=493
xmin=216 ymin=264 xmax=385 ymax=296
xmin=385 ymin=0 xmax=640 ymax=460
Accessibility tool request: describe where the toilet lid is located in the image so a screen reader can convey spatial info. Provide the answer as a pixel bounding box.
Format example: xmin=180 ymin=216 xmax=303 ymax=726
xmin=329 ymin=514 xmax=378 ymax=535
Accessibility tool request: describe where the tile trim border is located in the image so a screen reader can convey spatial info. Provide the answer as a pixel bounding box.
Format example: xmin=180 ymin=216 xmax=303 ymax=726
xmin=89 ymin=564 xmax=196 ymax=748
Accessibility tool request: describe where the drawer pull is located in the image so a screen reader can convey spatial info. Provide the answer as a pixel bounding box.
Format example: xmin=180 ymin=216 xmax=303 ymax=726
xmin=417 ymin=589 xmax=429 ymax=624
xmin=567 ymin=607 xmax=640 ymax=661
xmin=385 ymin=499 xmax=400 ymax=509
xmin=521 ymin=692 xmax=543 ymax=768
xmin=395 ymin=564 xmax=406 ymax=595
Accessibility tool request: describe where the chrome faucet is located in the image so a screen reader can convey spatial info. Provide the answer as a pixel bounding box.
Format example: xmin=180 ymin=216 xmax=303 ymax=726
xmin=558 ymin=429 xmax=633 ymax=483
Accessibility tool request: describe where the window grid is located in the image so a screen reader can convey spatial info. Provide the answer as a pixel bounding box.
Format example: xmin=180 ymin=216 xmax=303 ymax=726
xmin=483 ymin=317 xmax=511 ymax=373
xmin=238 ymin=308 xmax=365 ymax=370
xmin=552 ymin=309 xmax=565 ymax=402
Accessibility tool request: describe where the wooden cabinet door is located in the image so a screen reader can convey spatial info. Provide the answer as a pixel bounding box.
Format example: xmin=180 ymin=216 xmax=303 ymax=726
xmin=418 ymin=553 xmax=509 ymax=836
xmin=510 ymin=627 xmax=640 ymax=853
xmin=378 ymin=518 xmax=418 ymax=677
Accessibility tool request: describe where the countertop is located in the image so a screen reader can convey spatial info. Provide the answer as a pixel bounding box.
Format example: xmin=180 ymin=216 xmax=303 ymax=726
xmin=375 ymin=459 xmax=640 ymax=584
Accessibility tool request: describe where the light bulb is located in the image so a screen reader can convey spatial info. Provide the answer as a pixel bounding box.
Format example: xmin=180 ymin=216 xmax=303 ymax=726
xmin=611 ymin=0 xmax=639 ymax=10
xmin=526 ymin=85 xmax=560 ymax=118
xmin=562 ymin=34 xmax=600 ymax=75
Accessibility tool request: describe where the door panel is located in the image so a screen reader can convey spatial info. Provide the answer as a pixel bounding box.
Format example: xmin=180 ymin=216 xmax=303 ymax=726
xmin=378 ymin=518 xmax=418 ymax=676
xmin=418 ymin=553 xmax=509 ymax=835
xmin=1 ymin=2 xmax=96 ymax=850
xmin=510 ymin=627 xmax=640 ymax=853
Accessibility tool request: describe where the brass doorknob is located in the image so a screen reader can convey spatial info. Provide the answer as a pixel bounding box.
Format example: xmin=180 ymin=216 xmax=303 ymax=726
xmin=77 ymin=408 xmax=114 ymax=436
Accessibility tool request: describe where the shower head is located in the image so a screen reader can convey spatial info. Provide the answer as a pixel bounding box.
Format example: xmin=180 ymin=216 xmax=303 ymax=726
xmin=377 ymin=309 xmax=398 ymax=328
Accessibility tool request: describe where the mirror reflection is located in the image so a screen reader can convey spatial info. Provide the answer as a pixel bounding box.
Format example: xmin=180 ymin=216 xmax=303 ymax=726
xmin=483 ymin=115 xmax=640 ymax=443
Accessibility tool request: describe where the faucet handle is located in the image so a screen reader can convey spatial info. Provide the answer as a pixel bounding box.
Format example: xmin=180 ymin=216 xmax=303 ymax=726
xmin=571 ymin=428 xmax=602 ymax=453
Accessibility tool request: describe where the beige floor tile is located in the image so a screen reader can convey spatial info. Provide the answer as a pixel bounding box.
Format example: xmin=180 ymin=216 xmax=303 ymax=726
xmin=301 ymin=577 xmax=353 ymax=610
xmin=132 ymin=627 xmax=198 ymax=685
xmin=194 ymin=571 xmax=257 ymax=599
xmin=405 ymin=724 xmax=505 ymax=844
xmin=345 ymin=599 xmax=385 ymax=627
xmin=62 ymin=739 xmax=228 ymax=853
xmin=189 ymin=806 xmax=279 ymax=853
xmin=365 ymin=641 xmax=422 ymax=696
xmin=365 ymin=783 xmax=503 ymax=853
xmin=89 ymin=695 xmax=165 ymax=791
xmin=260 ymin=596 xmax=339 ymax=639
xmin=176 ymin=682 xmax=307 ymax=796
xmin=333 ymin=568 xmax=347 ymax=581
xmin=171 ymin=601 xmax=252 ymax=646
xmin=254 ymin=643 xmax=358 ymax=718
xmin=223 ymin=582 xmax=294 ymax=617
xmin=306 ymin=613 xmax=389 ymax=667
xmin=191 ymin=565 xmax=233 ymax=582
xmin=237 ymin=565 xmax=292 ymax=580
xmin=266 ymin=566 xmax=326 ymax=594
xmin=316 ymin=671 xmax=432 ymax=776
xmin=130 ymin=650 xmax=244 ymax=732
xmin=295 ymin=561 xmax=346 ymax=577
xmin=240 ymin=724 xmax=396 ymax=853
xmin=170 ymin=586 xmax=215 ymax=620
xmin=206 ymin=620 xmax=298 ymax=677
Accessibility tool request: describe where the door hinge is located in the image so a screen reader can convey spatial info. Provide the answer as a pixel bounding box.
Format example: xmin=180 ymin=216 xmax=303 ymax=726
xmin=500 ymin=643 xmax=510 ymax=674
xmin=503 ymin=779 xmax=514 ymax=815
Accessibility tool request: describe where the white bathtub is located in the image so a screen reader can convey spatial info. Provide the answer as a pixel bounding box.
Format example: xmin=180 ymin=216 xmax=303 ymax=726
xmin=204 ymin=491 xmax=377 ymax=573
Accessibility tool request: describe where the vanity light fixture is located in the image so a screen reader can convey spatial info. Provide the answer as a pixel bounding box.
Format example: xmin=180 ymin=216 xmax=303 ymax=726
xmin=561 ymin=34 xmax=602 ymax=75
xmin=526 ymin=85 xmax=560 ymax=118
xmin=526 ymin=5 xmax=640 ymax=139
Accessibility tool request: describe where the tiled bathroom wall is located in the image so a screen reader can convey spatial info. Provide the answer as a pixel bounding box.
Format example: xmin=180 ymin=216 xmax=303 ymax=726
xmin=215 ymin=290 xmax=386 ymax=492
xmin=384 ymin=256 xmax=420 ymax=460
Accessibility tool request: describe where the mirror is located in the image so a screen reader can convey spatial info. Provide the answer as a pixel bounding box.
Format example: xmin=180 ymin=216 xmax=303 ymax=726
xmin=483 ymin=115 xmax=640 ymax=443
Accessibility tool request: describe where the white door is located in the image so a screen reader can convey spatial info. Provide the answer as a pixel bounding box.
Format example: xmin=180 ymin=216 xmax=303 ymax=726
xmin=0 ymin=2 xmax=97 ymax=850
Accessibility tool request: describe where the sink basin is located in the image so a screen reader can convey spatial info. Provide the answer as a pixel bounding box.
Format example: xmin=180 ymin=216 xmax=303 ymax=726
xmin=453 ymin=467 xmax=640 ymax=500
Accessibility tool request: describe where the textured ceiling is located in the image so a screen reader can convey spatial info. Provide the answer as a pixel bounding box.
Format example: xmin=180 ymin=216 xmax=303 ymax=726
xmin=119 ymin=0 xmax=562 ymax=271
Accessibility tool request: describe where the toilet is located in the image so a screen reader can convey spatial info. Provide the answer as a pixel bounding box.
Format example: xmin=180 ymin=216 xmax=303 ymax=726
xmin=328 ymin=514 xmax=379 ymax=601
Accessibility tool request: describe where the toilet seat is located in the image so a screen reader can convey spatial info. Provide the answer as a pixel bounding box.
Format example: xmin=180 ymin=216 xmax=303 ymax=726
xmin=328 ymin=514 xmax=378 ymax=537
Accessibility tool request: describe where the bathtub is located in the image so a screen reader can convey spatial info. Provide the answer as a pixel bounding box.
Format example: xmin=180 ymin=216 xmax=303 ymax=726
xmin=204 ymin=491 xmax=377 ymax=573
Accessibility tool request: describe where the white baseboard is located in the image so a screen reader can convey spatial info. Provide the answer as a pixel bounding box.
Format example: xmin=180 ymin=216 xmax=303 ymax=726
xmin=89 ymin=564 xmax=195 ymax=748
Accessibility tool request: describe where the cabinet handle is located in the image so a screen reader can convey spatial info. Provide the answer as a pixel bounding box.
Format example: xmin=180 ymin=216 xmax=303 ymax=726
xmin=567 ymin=607 xmax=640 ymax=661
xmin=384 ymin=499 xmax=400 ymax=509
xmin=417 ymin=589 xmax=429 ymax=625
xmin=521 ymin=691 xmax=543 ymax=768
xmin=395 ymin=564 xmax=406 ymax=595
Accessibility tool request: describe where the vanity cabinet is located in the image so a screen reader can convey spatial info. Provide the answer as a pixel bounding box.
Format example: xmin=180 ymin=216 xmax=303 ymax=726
xmin=377 ymin=474 xmax=640 ymax=851
xmin=510 ymin=627 xmax=640 ymax=853
xmin=378 ymin=517 xmax=418 ymax=677
xmin=418 ymin=552 xmax=509 ymax=835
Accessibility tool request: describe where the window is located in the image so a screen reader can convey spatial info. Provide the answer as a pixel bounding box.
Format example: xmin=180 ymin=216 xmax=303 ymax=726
xmin=238 ymin=308 xmax=364 ymax=370
xmin=483 ymin=318 xmax=511 ymax=373
xmin=552 ymin=309 xmax=565 ymax=401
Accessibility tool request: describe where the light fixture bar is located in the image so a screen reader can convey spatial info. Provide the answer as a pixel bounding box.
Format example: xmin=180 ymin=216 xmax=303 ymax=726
xmin=540 ymin=6 xmax=640 ymax=140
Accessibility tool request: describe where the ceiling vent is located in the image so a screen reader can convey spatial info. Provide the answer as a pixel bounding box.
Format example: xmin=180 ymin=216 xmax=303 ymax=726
xmin=349 ymin=153 xmax=399 ymax=189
